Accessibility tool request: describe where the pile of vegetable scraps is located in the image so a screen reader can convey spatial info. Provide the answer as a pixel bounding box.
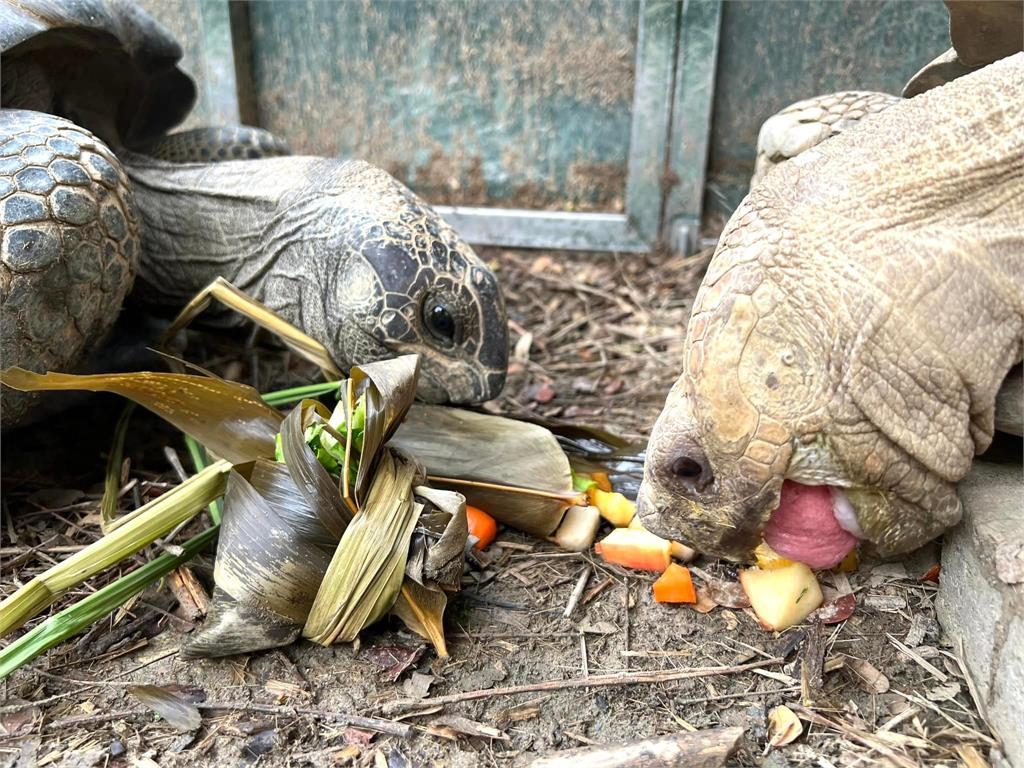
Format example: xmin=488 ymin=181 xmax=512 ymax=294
xmin=527 ymin=472 xmax=861 ymax=632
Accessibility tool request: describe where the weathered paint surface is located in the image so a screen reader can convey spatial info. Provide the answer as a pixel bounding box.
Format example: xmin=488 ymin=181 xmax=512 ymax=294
xmin=246 ymin=0 xmax=639 ymax=212
xmin=704 ymin=0 xmax=951 ymax=223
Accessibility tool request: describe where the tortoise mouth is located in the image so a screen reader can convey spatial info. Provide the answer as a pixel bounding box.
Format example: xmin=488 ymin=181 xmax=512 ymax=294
xmin=763 ymin=480 xmax=861 ymax=569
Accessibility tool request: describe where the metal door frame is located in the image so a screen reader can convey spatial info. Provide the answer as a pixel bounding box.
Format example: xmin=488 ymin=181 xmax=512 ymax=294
xmin=201 ymin=0 xmax=722 ymax=254
xmin=434 ymin=0 xmax=721 ymax=254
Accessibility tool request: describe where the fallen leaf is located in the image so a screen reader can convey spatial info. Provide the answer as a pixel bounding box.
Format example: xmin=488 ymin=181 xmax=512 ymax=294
xmin=686 ymin=585 xmax=718 ymax=614
xmin=926 ymin=682 xmax=961 ymax=702
xmin=0 ymin=702 xmax=40 ymax=735
xmin=401 ymin=672 xmax=436 ymax=699
xmin=362 ymin=644 xmax=426 ymax=682
xmin=243 ymin=730 xmax=276 ymax=757
xmin=344 ymin=727 xmax=376 ymax=747
xmin=920 ymin=564 xmax=941 ymax=583
xmin=527 ymin=382 xmax=557 ymax=404
xmin=811 ymin=593 xmax=856 ymax=624
xmin=843 ymin=656 xmax=890 ymax=694
xmin=704 ymin=578 xmax=751 ymax=609
xmin=130 ymin=685 xmax=201 ymax=732
xmin=868 ymin=563 xmax=907 ymax=585
xmin=767 ymin=704 xmax=803 ymax=747
xmin=688 ymin=567 xmax=750 ymax=608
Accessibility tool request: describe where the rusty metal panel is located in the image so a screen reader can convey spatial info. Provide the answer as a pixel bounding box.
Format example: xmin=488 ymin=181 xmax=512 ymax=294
xmin=704 ymin=0 xmax=951 ymax=225
xmin=246 ymin=0 xmax=640 ymax=212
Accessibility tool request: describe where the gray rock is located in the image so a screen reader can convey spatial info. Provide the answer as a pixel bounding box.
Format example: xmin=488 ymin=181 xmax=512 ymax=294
xmin=938 ymin=453 xmax=1024 ymax=766
xmin=996 ymin=366 xmax=1022 ymax=438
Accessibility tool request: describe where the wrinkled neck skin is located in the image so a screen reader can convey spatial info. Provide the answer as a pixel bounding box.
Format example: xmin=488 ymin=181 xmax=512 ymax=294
xmin=639 ymin=55 xmax=1024 ymax=561
xmin=124 ymin=155 xmax=509 ymax=403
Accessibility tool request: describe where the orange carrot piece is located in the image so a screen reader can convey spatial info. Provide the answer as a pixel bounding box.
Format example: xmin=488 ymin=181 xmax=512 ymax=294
xmin=594 ymin=528 xmax=671 ymax=572
xmin=466 ymin=505 xmax=497 ymax=550
xmin=591 ymin=472 xmax=613 ymax=493
xmin=653 ymin=563 xmax=697 ymax=604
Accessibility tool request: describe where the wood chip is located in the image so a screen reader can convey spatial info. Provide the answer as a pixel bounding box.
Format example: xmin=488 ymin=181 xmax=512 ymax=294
xmin=843 ymin=655 xmax=890 ymax=694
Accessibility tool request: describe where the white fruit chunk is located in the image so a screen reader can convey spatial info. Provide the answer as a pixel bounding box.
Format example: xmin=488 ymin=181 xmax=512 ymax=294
xmin=738 ymin=562 xmax=823 ymax=630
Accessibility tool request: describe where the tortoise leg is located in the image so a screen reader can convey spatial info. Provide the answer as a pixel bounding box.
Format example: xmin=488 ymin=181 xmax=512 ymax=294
xmin=751 ymin=91 xmax=900 ymax=187
xmin=163 ymin=276 xmax=343 ymax=379
xmin=0 ymin=108 xmax=140 ymax=428
xmin=140 ymin=125 xmax=291 ymax=163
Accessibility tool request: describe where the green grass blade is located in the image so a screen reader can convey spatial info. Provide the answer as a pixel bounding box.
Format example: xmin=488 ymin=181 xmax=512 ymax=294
xmin=0 ymin=526 xmax=219 ymax=680
xmin=100 ymin=403 xmax=137 ymax=532
xmin=183 ymin=435 xmax=222 ymax=524
xmin=0 ymin=460 xmax=230 ymax=636
xmin=261 ymin=381 xmax=341 ymax=407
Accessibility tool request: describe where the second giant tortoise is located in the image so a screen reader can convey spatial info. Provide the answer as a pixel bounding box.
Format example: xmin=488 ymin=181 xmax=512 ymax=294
xmin=637 ymin=2 xmax=1023 ymax=567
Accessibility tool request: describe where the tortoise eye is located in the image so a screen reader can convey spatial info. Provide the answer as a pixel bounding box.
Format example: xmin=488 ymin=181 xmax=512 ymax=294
xmin=423 ymin=299 xmax=456 ymax=343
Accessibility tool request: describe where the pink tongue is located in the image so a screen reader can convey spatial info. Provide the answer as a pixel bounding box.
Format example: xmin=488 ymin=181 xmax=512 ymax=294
xmin=763 ymin=481 xmax=857 ymax=570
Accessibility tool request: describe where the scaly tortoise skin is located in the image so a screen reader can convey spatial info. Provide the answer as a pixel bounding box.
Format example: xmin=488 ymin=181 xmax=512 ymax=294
xmin=0 ymin=0 xmax=507 ymax=427
xmin=637 ymin=13 xmax=1023 ymax=564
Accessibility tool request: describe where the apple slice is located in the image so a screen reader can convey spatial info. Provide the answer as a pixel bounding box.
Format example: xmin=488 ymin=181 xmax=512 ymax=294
xmin=595 ymin=528 xmax=672 ymax=572
xmin=628 ymin=517 xmax=698 ymax=562
xmin=738 ymin=562 xmax=823 ymax=631
xmin=587 ymin=488 xmax=636 ymax=527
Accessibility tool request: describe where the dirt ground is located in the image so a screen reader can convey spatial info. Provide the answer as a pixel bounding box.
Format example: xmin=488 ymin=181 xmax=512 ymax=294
xmin=0 ymin=248 xmax=1000 ymax=767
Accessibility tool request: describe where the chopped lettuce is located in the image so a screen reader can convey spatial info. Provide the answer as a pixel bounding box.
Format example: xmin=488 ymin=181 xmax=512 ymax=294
xmin=275 ymin=395 xmax=366 ymax=485
xmin=572 ymin=471 xmax=597 ymax=493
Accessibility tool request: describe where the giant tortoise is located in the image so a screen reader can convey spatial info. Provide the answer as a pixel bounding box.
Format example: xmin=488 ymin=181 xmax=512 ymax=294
xmin=637 ymin=2 xmax=1023 ymax=567
xmin=0 ymin=0 xmax=508 ymax=427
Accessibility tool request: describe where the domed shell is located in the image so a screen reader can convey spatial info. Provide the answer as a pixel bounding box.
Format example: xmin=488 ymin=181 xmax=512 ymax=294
xmin=902 ymin=0 xmax=1023 ymax=97
xmin=0 ymin=0 xmax=196 ymax=148
xmin=0 ymin=109 xmax=140 ymax=427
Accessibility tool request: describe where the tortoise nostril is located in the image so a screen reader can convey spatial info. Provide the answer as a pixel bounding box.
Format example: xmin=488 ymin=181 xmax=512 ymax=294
xmin=667 ymin=450 xmax=713 ymax=493
xmin=670 ymin=457 xmax=703 ymax=478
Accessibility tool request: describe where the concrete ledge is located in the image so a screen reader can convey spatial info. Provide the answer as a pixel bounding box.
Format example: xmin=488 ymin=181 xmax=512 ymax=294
xmin=937 ymin=451 xmax=1024 ymax=766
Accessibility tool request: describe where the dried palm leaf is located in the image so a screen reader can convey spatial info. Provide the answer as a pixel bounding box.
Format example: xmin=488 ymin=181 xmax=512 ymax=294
xmin=303 ymin=449 xmax=424 ymax=645
xmin=0 ymin=368 xmax=280 ymax=465
xmin=182 ymin=463 xmax=336 ymax=658
xmin=391 ymin=404 xmax=583 ymax=536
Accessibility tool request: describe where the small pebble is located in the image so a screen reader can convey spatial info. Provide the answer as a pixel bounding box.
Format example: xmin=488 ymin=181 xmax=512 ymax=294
xmin=109 ymin=740 xmax=125 ymax=758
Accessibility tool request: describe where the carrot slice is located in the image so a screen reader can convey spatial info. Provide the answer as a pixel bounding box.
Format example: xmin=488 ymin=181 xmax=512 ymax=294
xmin=653 ymin=563 xmax=697 ymax=603
xmin=466 ymin=505 xmax=497 ymax=550
xmin=594 ymin=528 xmax=671 ymax=572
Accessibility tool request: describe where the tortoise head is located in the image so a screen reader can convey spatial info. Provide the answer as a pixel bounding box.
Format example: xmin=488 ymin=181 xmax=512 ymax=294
xmin=636 ymin=200 xmax=965 ymax=567
xmin=312 ymin=161 xmax=508 ymax=404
